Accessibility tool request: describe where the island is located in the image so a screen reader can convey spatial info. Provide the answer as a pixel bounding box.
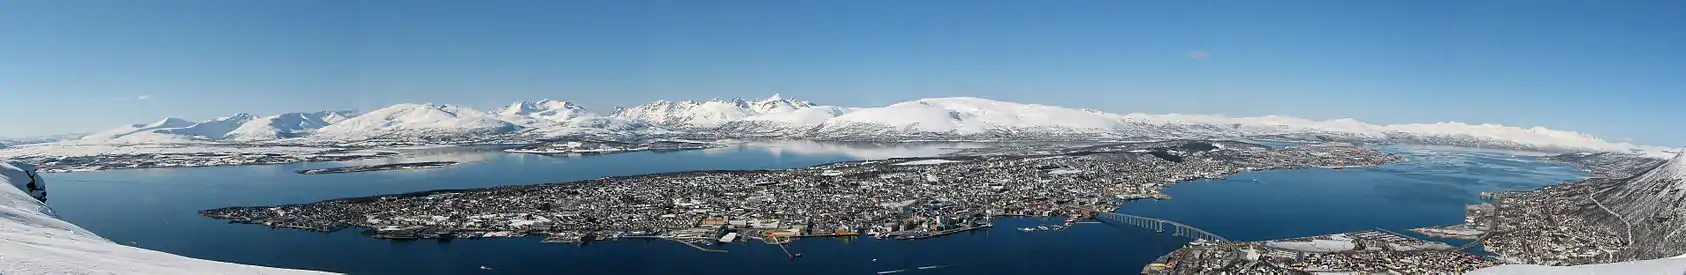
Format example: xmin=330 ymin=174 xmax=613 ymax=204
xmin=294 ymin=161 xmax=460 ymax=175
xmin=503 ymin=139 xmax=722 ymax=155
xmin=202 ymin=140 xmax=1402 ymax=246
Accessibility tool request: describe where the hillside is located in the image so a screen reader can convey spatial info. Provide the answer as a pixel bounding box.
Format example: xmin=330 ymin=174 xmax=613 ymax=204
xmin=1590 ymin=153 xmax=1686 ymax=260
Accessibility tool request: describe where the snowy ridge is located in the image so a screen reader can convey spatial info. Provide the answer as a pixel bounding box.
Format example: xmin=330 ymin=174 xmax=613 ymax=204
xmin=496 ymin=99 xmax=588 ymax=123
xmin=822 ymin=97 xmax=1126 ymax=134
xmin=225 ymin=111 xmax=357 ymax=141
xmin=152 ymin=113 xmax=257 ymax=140
xmin=0 ymin=161 xmax=330 ymax=274
xmin=611 ymin=94 xmax=834 ymax=128
xmin=79 ymin=118 xmax=196 ymax=142
xmin=313 ymin=103 xmax=517 ymax=139
xmin=23 ymin=94 xmax=1664 ymax=153
xmin=76 ymin=111 xmax=356 ymax=143
xmin=0 ymin=133 xmax=87 ymax=147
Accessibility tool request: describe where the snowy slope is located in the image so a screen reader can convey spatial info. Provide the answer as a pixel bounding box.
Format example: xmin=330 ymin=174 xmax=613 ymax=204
xmin=740 ymin=106 xmax=851 ymax=125
xmin=822 ymin=97 xmax=1125 ymax=134
xmin=613 ymin=100 xmax=756 ymax=127
xmin=496 ymin=99 xmax=588 ymax=123
xmin=612 ymin=94 xmax=830 ymax=128
xmin=79 ymin=118 xmax=196 ymax=142
xmin=225 ymin=111 xmax=358 ymax=141
xmin=150 ymin=113 xmax=258 ymax=140
xmin=1591 ymin=152 xmax=1686 ymax=260
xmin=314 ymin=103 xmax=517 ymax=139
xmin=0 ymin=161 xmax=331 ymax=274
xmin=0 ymin=133 xmax=87 ymax=147
xmin=76 ymin=111 xmax=357 ymax=143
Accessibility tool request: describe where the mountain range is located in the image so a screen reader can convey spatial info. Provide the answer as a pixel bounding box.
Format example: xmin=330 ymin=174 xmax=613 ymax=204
xmin=27 ymin=95 xmax=1663 ymax=153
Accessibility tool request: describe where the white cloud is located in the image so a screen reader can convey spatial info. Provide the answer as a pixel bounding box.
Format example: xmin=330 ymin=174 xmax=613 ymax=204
xmin=111 ymin=95 xmax=153 ymax=101
xmin=1187 ymin=50 xmax=1210 ymax=59
xmin=136 ymin=95 xmax=152 ymax=100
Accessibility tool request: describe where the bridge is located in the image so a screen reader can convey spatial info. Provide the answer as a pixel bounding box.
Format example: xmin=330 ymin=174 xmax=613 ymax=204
xmin=1094 ymin=212 xmax=1230 ymax=243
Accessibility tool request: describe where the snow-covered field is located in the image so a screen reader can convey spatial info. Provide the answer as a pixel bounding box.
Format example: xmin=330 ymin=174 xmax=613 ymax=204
xmin=1264 ymin=239 xmax=1358 ymax=253
xmin=1 ymin=161 xmax=332 ymax=274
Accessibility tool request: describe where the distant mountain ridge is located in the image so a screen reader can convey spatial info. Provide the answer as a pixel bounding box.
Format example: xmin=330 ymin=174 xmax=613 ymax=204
xmin=24 ymin=94 xmax=1667 ymax=154
xmin=77 ymin=111 xmax=358 ymax=143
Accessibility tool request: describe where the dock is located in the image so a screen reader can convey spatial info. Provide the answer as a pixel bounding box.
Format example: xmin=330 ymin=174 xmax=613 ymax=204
xmin=765 ymin=235 xmax=801 ymax=259
xmin=671 ymin=239 xmax=727 ymax=253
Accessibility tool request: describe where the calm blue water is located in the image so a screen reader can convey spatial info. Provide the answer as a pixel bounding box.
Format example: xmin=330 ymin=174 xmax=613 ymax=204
xmin=41 ymin=143 xmax=1587 ymax=274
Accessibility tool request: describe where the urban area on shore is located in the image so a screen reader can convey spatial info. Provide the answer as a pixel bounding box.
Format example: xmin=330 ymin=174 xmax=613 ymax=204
xmin=202 ymin=140 xmax=1402 ymax=251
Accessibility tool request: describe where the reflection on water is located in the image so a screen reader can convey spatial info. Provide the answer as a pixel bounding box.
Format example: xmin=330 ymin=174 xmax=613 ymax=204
xmin=39 ymin=143 xmax=1589 ymax=275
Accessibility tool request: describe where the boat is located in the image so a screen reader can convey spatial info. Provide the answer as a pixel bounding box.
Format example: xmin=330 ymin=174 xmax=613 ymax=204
xmin=1037 ymin=226 xmax=1049 ymax=230
xmin=1019 ymin=227 xmax=1035 ymax=232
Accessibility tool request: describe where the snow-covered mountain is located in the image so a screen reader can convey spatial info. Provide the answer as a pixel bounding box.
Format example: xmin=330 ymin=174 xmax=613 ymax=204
xmin=79 ymin=118 xmax=198 ymax=143
xmin=76 ymin=111 xmax=358 ymax=143
xmin=612 ymin=94 xmax=838 ymax=128
xmin=153 ymin=113 xmax=258 ymax=140
xmin=31 ymin=94 xmax=1661 ymax=153
xmin=313 ymin=103 xmax=518 ymax=140
xmin=225 ymin=111 xmax=357 ymax=141
xmin=814 ymin=97 xmax=1129 ymax=138
xmin=0 ymin=161 xmax=329 ymax=274
xmin=0 ymin=133 xmax=87 ymax=147
xmin=497 ymin=99 xmax=588 ymax=123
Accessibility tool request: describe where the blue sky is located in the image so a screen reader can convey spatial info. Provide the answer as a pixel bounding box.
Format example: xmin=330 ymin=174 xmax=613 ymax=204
xmin=3 ymin=0 xmax=1682 ymax=146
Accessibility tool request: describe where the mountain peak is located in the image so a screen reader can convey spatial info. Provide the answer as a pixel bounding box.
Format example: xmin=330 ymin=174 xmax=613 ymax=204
xmin=146 ymin=118 xmax=194 ymax=128
xmin=499 ymin=99 xmax=583 ymax=116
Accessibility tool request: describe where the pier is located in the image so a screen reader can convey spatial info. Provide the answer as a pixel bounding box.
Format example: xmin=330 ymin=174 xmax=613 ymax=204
xmin=1094 ymin=212 xmax=1229 ymax=243
xmin=670 ymin=239 xmax=727 ymax=253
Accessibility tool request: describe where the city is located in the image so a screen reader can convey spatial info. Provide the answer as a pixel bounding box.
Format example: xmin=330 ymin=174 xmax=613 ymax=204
xmin=1144 ymin=230 xmax=1499 ymax=274
xmin=202 ymin=140 xmax=1402 ymax=247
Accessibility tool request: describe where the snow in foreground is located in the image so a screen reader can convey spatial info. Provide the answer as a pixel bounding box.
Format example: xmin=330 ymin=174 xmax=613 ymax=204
xmin=0 ymin=161 xmax=331 ymax=275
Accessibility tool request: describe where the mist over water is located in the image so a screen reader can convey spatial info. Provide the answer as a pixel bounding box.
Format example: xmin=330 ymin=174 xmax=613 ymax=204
xmin=42 ymin=143 xmax=1586 ymax=274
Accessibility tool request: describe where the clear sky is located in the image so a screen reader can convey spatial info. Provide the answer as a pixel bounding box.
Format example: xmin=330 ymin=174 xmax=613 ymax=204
xmin=3 ymin=0 xmax=1682 ymax=146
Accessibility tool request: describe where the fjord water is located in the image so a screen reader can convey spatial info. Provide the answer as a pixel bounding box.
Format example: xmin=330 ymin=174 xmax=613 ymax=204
xmin=43 ymin=143 xmax=1586 ymax=275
